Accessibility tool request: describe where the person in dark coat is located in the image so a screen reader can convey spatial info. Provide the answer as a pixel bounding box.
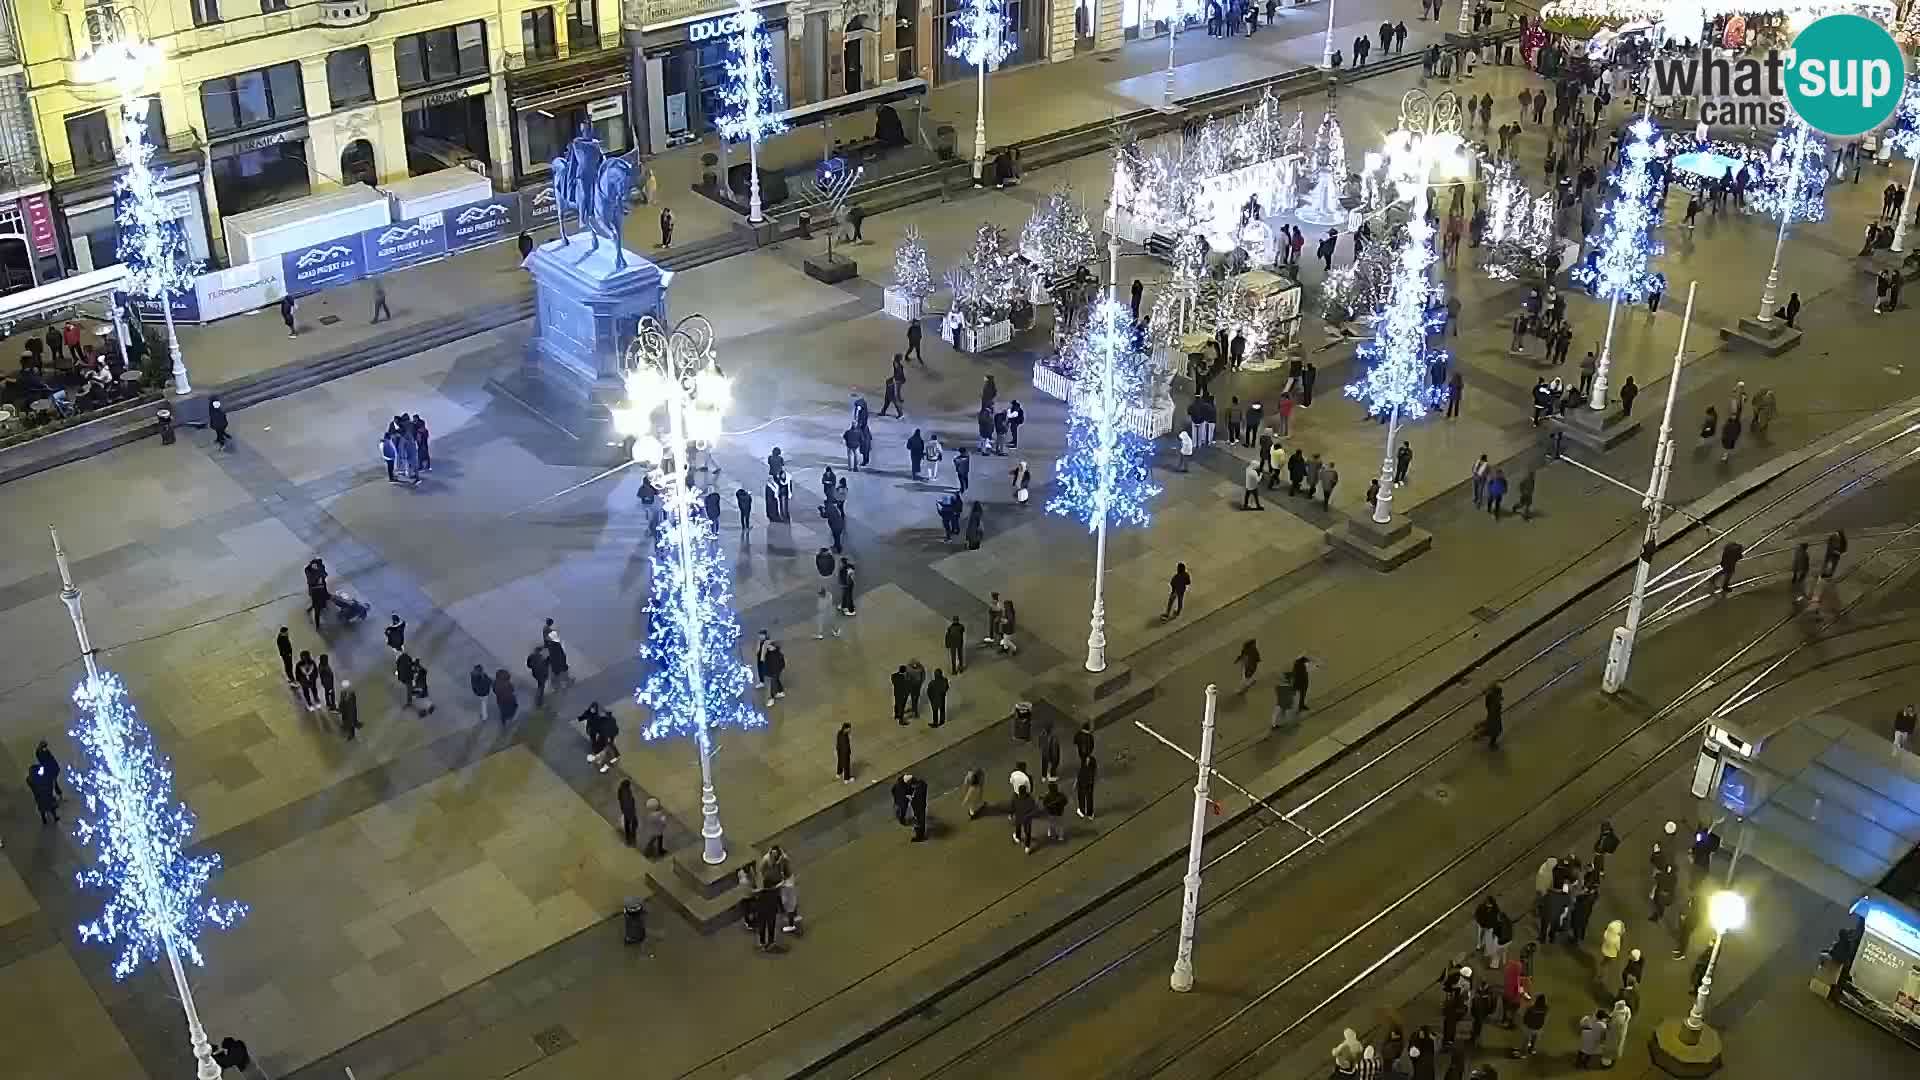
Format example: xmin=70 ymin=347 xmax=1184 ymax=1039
xmin=1480 ymin=683 xmax=1504 ymax=748
xmin=891 ymin=774 xmax=913 ymax=825
xmin=735 ymin=485 xmax=753 ymax=530
xmin=909 ymin=774 xmax=930 ymax=841
xmin=409 ymin=661 xmax=434 ymax=715
xmin=470 ymin=663 xmax=493 ymax=722
xmin=835 ymin=722 xmax=854 ymax=782
xmin=945 ymin=615 xmax=966 ymax=673
xmin=338 ymin=681 xmax=360 ymax=740
xmin=276 ymin=626 xmax=295 ymax=683
xmin=927 ymin=668 xmax=950 ymax=727
xmin=838 ymin=557 xmax=857 ymax=615
xmin=33 ymin=740 xmax=62 ymax=802
xmin=526 ymin=645 xmax=551 ymax=707
xmin=618 ymin=779 xmax=639 ymax=846
xmin=1290 ymin=655 xmax=1312 ymax=709
xmin=1075 ymin=754 xmax=1098 ymax=818
xmin=891 ymin=665 xmax=912 ymax=724
xmin=28 ymin=763 xmax=59 ymax=823
xmin=965 ymin=501 xmax=985 ymax=550
xmin=294 ymin=650 xmax=320 ymax=710
xmin=493 ymin=668 xmax=518 ymax=725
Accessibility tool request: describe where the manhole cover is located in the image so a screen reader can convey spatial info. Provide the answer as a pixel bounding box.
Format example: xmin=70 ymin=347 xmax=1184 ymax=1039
xmin=1470 ymin=606 xmax=1500 ymax=623
xmin=532 ymin=1024 xmax=576 ymax=1056
xmin=319 ymin=314 xmax=343 ymax=326
xmin=1426 ymin=783 xmax=1454 ymax=805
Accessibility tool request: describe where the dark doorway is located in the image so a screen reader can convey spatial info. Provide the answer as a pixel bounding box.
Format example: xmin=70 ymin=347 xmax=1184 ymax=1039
xmin=403 ymin=94 xmax=490 ymax=176
xmin=341 ymin=138 xmax=377 ymax=186
xmin=0 ymin=236 xmax=33 ymax=295
xmin=844 ymin=19 xmax=866 ymax=93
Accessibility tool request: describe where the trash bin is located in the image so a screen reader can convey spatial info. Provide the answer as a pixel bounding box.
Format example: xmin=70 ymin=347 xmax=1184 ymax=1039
xmin=157 ymin=407 xmax=175 ymax=445
xmin=1012 ymin=701 xmax=1033 ymax=741
xmin=622 ymin=897 xmax=647 ymax=945
xmin=797 ymin=211 xmax=813 ymax=240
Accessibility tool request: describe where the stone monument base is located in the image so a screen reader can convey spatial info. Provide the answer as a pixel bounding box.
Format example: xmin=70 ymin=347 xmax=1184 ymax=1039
xmin=804 ymin=253 xmax=859 ymax=284
xmin=1717 ymin=315 xmax=1803 ymax=356
xmin=523 ymin=231 xmax=667 ymax=406
xmin=1559 ymin=402 xmax=1642 ymax=451
xmin=1326 ymin=508 xmax=1432 ymax=570
xmin=1649 ymin=1019 xmax=1724 ymax=1077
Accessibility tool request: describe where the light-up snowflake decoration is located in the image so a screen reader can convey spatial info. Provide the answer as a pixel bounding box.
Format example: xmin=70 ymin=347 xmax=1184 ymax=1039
xmin=636 ymin=501 xmax=765 ymax=743
xmin=716 ymin=0 xmax=787 ymax=146
xmin=1345 ymin=211 xmax=1448 ymax=421
xmin=1570 ymin=119 xmax=1665 ymax=301
xmin=117 ymin=104 xmax=201 ymax=311
xmin=1049 ymin=299 xmax=1162 ymax=531
xmin=69 ymin=673 xmax=247 ymax=980
xmin=1750 ymin=116 xmax=1828 ymax=225
xmin=948 ymin=0 xmax=1016 ymax=71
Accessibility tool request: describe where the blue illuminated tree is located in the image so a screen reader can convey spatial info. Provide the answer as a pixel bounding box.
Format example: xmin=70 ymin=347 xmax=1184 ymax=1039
xmin=1886 ymin=76 xmax=1920 ymax=251
xmin=948 ymin=0 xmax=1015 ymax=184
xmin=70 ymin=673 xmax=248 ymax=980
xmin=1569 ymin=118 xmax=1665 ymax=407
xmin=1750 ymin=116 xmax=1828 ymax=225
xmin=637 ymin=505 xmax=764 ymax=746
xmin=717 ymin=0 xmax=787 ymax=223
xmin=1345 ymin=213 xmax=1447 ymax=525
xmin=1049 ymin=298 xmax=1162 ymax=672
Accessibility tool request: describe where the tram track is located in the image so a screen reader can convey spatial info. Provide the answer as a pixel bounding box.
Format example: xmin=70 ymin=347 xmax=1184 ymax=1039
xmin=779 ymin=414 xmax=1920 ymax=1080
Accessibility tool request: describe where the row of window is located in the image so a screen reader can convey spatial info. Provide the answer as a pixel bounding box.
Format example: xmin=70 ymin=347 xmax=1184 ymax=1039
xmin=182 ymin=0 xmax=597 ymax=35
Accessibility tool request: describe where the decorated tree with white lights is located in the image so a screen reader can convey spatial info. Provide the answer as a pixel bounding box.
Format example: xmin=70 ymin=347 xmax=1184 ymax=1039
xmin=893 ymin=224 xmax=934 ymax=298
xmin=1889 ymin=76 xmax=1920 ymax=253
xmin=948 ymin=222 xmax=1022 ymax=326
xmin=1050 ymin=298 xmax=1163 ymax=672
xmin=1750 ymin=116 xmax=1828 ymax=225
xmin=1322 ymin=235 xmax=1397 ymax=323
xmin=1299 ymin=109 xmax=1348 ymax=226
xmin=1345 ymin=207 xmax=1448 ymax=525
xmin=716 ymin=0 xmax=788 ymax=223
xmin=949 ymin=0 xmax=1016 ymax=184
xmin=117 ymin=102 xmax=200 ymax=394
xmin=1569 ymin=119 xmax=1664 ymax=407
xmin=1481 ymin=160 xmax=1560 ymax=283
xmin=637 ymin=507 xmax=763 ymax=747
xmin=1021 ymin=188 xmax=1097 ymax=282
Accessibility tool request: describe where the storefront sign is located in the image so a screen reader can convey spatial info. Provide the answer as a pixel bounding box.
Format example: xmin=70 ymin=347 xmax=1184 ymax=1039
xmin=642 ymin=0 xmax=748 ymax=30
xmin=447 ymin=195 xmax=521 ymax=251
xmin=588 ymin=95 xmax=626 ymax=121
xmin=689 ymin=11 xmax=748 ymax=40
xmin=19 ymin=194 xmax=55 ymax=257
xmin=194 ymin=259 xmax=287 ymax=321
xmin=130 ymin=288 xmax=202 ymax=324
xmin=213 ymin=125 xmax=310 ymax=160
xmin=281 ymin=237 xmax=365 ymax=295
xmin=361 ymin=212 xmax=448 ymax=274
xmin=523 ymin=182 xmax=560 ymax=228
xmin=409 ymin=82 xmax=490 ymax=110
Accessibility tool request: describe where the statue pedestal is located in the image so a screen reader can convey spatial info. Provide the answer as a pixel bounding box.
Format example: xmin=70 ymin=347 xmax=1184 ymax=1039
xmin=524 ymin=232 xmax=668 ymax=407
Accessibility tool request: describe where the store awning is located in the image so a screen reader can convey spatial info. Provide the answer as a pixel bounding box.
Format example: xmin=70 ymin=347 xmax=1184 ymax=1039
xmin=0 ymin=264 xmax=127 ymax=326
xmin=774 ymin=79 xmax=928 ymax=129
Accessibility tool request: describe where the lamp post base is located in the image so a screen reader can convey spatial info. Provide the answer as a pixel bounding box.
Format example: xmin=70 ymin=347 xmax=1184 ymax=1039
xmin=1324 ymin=509 xmax=1432 ymax=570
xmin=1716 ymin=316 xmax=1804 ymax=357
xmin=1559 ymin=404 xmax=1643 ymax=452
xmin=1649 ymin=1018 xmax=1725 ymax=1076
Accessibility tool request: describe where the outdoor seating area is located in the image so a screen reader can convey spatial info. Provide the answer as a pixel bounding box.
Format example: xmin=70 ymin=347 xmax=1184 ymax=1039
xmin=0 ymin=319 xmax=151 ymax=438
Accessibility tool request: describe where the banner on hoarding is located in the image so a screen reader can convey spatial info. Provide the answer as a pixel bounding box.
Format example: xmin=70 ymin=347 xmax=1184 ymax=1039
xmin=130 ymin=288 xmax=202 ymax=324
xmin=361 ymin=212 xmax=448 ymax=275
xmin=446 ymin=196 xmax=520 ymax=252
xmin=281 ymin=238 xmax=365 ymax=295
xmin=523 ymin=182 xmax=560 ymax=228
xmin=195 ymin=259 xmax=287 ymax=321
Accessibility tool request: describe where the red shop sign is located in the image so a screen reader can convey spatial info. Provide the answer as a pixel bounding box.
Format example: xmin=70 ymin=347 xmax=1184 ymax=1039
xmin=19 ymin=194 xmax=56 ymax=257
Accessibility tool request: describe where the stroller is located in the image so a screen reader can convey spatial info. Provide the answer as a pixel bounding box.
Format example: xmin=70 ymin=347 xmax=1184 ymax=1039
xmin=330 ymin=590 xmax=370 ymax=623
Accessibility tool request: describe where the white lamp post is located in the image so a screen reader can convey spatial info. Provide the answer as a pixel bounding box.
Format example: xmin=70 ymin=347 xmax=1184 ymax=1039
xmin=949 ymin=0 xmax=1016 ymax=186
xmin=1583 ymin=119 xmax=1665 ymax=411
xmin=1756 ymin=130 xmax=1813 ymax=325
xmin=717 ymin=0 xmax=788 ymax=226
xmin=1681 ymin=891 xmax=1747 ymax=1044
xmin=1152 ymin=0 xmax=1196 ymax=111
xmin=616 ymin=315 xmax=744 ymax=865
xmin=53 ymin=527 xmax=234 ymax=1080
xmin=1169 ymin=683 xmax=1218 ymax=992
xmin=1889 ymin=78 xmax=1920 ymax=253
xmin=1602 ymin=283 xmax=1694 ymax=695
xmin=1321 ymin=0 xmax=1339 ymax=69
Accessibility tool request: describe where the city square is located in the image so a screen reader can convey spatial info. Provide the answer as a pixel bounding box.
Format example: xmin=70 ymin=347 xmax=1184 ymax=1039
xmin=2 ymin=0 xmax=1920 ymax=1077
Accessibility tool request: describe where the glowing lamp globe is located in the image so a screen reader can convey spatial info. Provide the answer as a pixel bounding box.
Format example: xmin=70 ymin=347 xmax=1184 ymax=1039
xmin=1708 ymin=891 xmax=1748 ymax=934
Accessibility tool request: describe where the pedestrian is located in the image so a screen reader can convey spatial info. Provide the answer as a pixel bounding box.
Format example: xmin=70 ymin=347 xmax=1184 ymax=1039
xmin=1130 ymin=277 xmax=1144 ymax=319
xmin=338 ymin=681 xmax=360 ymax=740
xmin=1271 ymin=675 xmax=1298 ymax=729
xmin=1039 ymin=722 xmax=1062 ymax=784
xmin=1823 ymin=528 xmax=1848 ymax=577
xmin=1394 ymin=440 xmax=1413 ymax=485
xmin=1485 ymin=468 xmax=1507 ymax=518
xmin=618 ymin=779 xmax=639 ymax=846
xmin=1320 ymin=462 xmax=1338 ymax=510
xmin=294 ymin=650 xmax=319 ymax=710
xmin=1236 ymin=638 xmax=1261 ymax=691
xmin=962 ymin=767 xmax=985 ymax=819
xmin=31 ymin=741 xmax=62 ymax=808
xmin=1619 ymin=375 xmax=1639 ymax=417
xmin=1165 ymin=562 xmax=1191 ymax=619
xmin=493 ymin=668 xmax=518 ymax=725
xmin=1479 ymin=683 xmax=1503 ymax=749
xmin=907 ymin=428 xmax=925 ymax=480
xmin=276 ymin=626 xmax=295 ymax=683
xmin=313 ymin=653 xmax=336 ymax=710
xmin=928 ymin=668 xmax=949 ymax=727
xmin=526 ymin=644 xmax=550 ymax=707
xmin=1513 ymin=994 xmax=1549 ymax=1058
xmin=280 ymin=294 xmax=297 ymax=337
xmin=517 ymin=231 xmax=534 ymax=260
xmin=1447 ymin=371 xmax=1464 ymax=419
xmin=659 ymin=206 xmax=674 ymax=248
xmin=1717 ymin=540 xmax=1744 ymax=593
xmin=384 ymin=613 xmax=406 ymax=654
xmin=1366 ymin=477 xmax=1380 ymax=514
xmin=965 ymin=501 xmax=985 ymax=550
xmin=1010 ymin=783 xmax=1039 ymax=853
xmin=955 ymin=446 xmax=971 ymax=494
xmin=1514 ymin=469 xmax=1536 ymax=521
xmin=891 ymin=665 xmax=911 ymax=725
xmin=1075 ymin=753 xmax=1098 ymax=818
xmin=1470 ymin=455 xmax=1489 ymax=507
xmin=1576 ymin=1008 xmax=1609 ymax=1068
xmin=905 ymin=317 xmax=924 ymax=365
xmin=408 ymin=660 xmax=434 ymax=715
xmin=1720 ymin=410 xmax=1743 ymax=462
xmin=736 ymin=484 xmax=753 ymax=531
xmin=1074 ymin=720 xmax=1094 ymax=765
xmin=1242 ymin=459 xmax=1264 ymax=510
xmin=370 ymin=278 xmax=391 ymax=324
xmin=1895 ymin=706 xmax=1916 ymax=752
xmin=1177 ymin=426 xmax=1194 ymax=471
xmin=943 ymin=614 xmax=967 ymax=673
xmin=643 ymin=797 xmax=668 ymax=856
xmin=763 ymin=639 xmax=787 ymax=702
xmin=839 ymin=556 xmax=857 ymax=615
xmin=470 ymin=663 xmax=492 ymax=722
xmin=909 ymin=775 xmax=929 ymax=842
xmin=1605 ymin=996 xmax=1633 ymax=1067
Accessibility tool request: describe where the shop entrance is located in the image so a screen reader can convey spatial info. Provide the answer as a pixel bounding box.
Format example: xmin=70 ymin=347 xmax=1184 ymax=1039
xmin=403 ymin=94 xmax=491 ymax=176
xmin=0 ymin=234 xmax=33 ymax=295
xmin=341 ymin=139 xmax=377 ymax=187
xmin=210 ymin=141 xmax=312 ymax=216
xmin=844 ymin=17 xmax=869 ymax=92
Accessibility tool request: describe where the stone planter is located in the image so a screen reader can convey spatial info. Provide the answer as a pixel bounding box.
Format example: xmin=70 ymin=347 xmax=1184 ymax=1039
xmin=882 ymin=286 xmax=926 ymax=322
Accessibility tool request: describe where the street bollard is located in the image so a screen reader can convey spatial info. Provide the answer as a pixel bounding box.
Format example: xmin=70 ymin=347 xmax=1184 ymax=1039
xmin=157 ymin=406 xmax=175 ymax=445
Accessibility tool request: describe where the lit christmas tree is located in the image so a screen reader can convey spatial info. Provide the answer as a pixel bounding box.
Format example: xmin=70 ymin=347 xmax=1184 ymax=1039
xmin=1571 ymin=119 xmax=1665 ymax=303
xmin=636 ymin=504 xmax=763 ymax=746
xmin=1750 ymin=115 xmax=1828 ymax=225
xmin=716 ymin=0 xmax=787 ymax=222
xmin=1310 ymin=110 xmax=1348 ymax=186
xmin=893 ymin=224 xmax=934 ymax=298
xmin=1481 ymin=160 xmax=1560 ymax=283
xmin=1888 ymin=77 xmax=1920 ymax=250
xmin=1345 ymin=203 xmax=1448 ymax=523
xmin=69 ymin=672 xmax=247 ymax=981
xmin=1322 ymin=235 xmax=1396 ymax=322
xmin=116 ymin=101 xmax=200 ymax=393
xmin=1021 ymin=188 xmax=1098 ymax=282
xmin=1298 ymin=108 xmax=1348 ymax=226
xmin=1050 ymin=297 xmax=1162 ymax=671
xmin=949 ymin=222 xmax=1022 ymax=325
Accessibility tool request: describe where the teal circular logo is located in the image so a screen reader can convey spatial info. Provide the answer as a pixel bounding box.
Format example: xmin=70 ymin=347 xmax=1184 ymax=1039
xmin=1785 ymin=14 xmax=1906 ymax=137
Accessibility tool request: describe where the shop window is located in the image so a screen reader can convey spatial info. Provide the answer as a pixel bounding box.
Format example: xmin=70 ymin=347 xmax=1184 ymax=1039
xmin=396 ymin=20 xmax=490 ymax=90
xmin=327 ymin=47 xmax=375 ymax=108
xmin=522 ymin=7 xmax=558 ymax=61
xmin=65 ymin=109 xmax=113 ymax=170
xmin=141 ymin=97 xmax=167 ymax=147
xmin=200 ymin=62 xmax=307 ymax=136
xmin=260 ymin=0 xmax=289 ymax=11
xmin=567 ymin=0 xmax=598 ymax=43
xmin=190 ymin=0 xmax=221 ymax=26
xmin=895 ymin=0 xmax=916 ymax=79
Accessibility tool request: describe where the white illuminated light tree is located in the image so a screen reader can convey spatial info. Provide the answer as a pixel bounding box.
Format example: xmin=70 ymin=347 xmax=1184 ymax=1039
xmin=52 ymin=528 xmax=246 ymax=1080
xmin=1889 ymin=77 xmax=1920 ymax=254
xmin=948 ymin=0 xmax=1016 ymax=185
xmin=1481 ymin=159 xmax=1559 ymax=283
xmin=1049 ymin=299 xmax=1162 ymax=672
xmin=717 ymin=0 xmax=788 ymax=225
xmin=1149 ymin=0 xmax=1200 ymax=111
xmin=1753 ymin=116 xmax=1827 ymax=326
xmin=1346 ymin=92 xmax=1456 ymax=527
xmin=1021 ymin=187 xmax=1097 ymax=283
xmin=614 ymin=315 xmax=765 ymax=865
xmin=1570 ymin=118 xmax=1665 ymax=409
xmin=894 ymin=224 xmax=934 ymax=299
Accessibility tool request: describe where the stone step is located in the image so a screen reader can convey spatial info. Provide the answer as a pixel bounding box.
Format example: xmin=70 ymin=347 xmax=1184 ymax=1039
xmin=644 ymin=857 xmax=752 ymax=932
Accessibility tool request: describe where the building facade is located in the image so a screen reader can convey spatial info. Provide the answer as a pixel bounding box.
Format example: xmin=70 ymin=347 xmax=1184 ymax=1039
xmin=18 ymin=0 xmax=630 ymax=273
